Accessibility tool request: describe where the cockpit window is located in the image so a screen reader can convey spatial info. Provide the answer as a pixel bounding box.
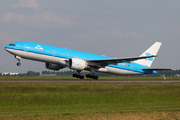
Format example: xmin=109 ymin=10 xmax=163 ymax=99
xmin=9 ymin=44 xmax=15 ymax=46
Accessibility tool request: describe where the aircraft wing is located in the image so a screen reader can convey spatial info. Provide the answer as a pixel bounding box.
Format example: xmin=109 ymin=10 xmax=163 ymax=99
xmin=86 ymin=55 xmax=156 ymax=66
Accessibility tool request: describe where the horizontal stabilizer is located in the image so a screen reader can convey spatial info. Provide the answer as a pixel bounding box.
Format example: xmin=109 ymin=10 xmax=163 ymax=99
xmin=142 ymin=68 xmax=173 ymax=71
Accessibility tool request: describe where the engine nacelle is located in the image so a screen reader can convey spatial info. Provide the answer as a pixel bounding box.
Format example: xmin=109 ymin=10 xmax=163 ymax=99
xmin=45 ymin=63 xmax=64 ymax=70
xmin=69 ymin=58 xmax=88 ymax=71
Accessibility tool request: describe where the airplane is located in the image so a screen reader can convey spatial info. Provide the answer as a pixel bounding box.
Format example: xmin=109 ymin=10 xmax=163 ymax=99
xmin=5 ymin=41 xmax=171 ymax=80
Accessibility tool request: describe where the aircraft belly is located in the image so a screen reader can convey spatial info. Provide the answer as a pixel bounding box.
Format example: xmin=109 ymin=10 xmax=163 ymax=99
xmin=97 ymin=68 xmax=108 ymax=72
xmin=105 ymin=66 xmax=142 ymax=75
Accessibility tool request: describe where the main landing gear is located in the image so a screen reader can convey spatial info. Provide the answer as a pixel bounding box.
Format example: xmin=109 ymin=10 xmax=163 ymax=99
xmin=72 ymin=74 xmax=84 ymax=79
xmin=72 ymin=71 xmax=98 ymax=80
xmin=86 ymin=74 xmax=98 ymax=80
xmin=15 ymin=56 xmax=21 ymax=66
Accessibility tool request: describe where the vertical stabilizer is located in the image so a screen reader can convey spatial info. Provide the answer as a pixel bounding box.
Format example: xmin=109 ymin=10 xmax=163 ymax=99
xmin=134 ymin=42 xmax=162 ymax=67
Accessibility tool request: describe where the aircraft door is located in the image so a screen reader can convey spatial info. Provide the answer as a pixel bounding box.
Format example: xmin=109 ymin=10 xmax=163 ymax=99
xmin=131 ymin=65 xmax=134 ymax=70
xmin=24 ymin=44 xmax=29 ymax=53
xmin=52 ymin=50 xmax=56 ymax=57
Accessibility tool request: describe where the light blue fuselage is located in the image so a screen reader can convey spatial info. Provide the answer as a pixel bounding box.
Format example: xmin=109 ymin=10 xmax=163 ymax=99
xmin=5 ymin=42 xmax=157 ymax=75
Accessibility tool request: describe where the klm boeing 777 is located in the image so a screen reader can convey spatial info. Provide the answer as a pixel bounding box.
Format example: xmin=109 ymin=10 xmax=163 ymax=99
xmin=5 ymin=42 xmax=171 ymax=79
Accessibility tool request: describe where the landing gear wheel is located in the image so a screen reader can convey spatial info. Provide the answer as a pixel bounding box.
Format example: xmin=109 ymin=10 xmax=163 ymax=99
xmin=72 ymin=74 xmax=77 ymax=77
xmin=72 ymin=73 xmax=84 ymax=79
xmin=80 ymin=76 xmax=84 ymax=79
xmin=17 ymin=62 xmax=21 ymax=66
xmin=86 ymin=74 xmax=98 ymax=80
xmin=93 ymin=76 xmax=98 ymax=80
xmin=86 ymin=74 xmax=90 ymax=78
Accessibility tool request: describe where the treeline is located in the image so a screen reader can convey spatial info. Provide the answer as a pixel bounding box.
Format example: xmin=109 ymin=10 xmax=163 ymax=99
xmin=27 ymin=71 xmax=40 ymax=76
xmin=154 ymin=70 xmax=180 ymax=77
xmin=1 ymin=69 xmax=180 ymax=77
xmin=132 ymin=70 xmax=180 ymax=77
xmin=0 ymin=71 xmax=40 ymax=77
xmin=41 ymin=69 xmax=180 ymax=77
xmin=41 ymin=70 xmax=112 ymax=77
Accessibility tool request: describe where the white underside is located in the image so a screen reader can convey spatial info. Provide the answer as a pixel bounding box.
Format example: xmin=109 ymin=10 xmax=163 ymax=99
xmin=6 ymin=48 xmax=143 ymax=75
xmin=101 ymin=66 xmax=142 ymax=75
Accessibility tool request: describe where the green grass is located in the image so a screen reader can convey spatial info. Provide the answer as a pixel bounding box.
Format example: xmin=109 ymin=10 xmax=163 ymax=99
xmin=0 ymin=81 xmax=180 ymax=118
xmin=0 ymin=76 xmax=180 ymax=80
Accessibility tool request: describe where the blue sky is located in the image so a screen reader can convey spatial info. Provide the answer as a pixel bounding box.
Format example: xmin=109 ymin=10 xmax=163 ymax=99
xmin=1 ymin=0 xmax=180 ymax=73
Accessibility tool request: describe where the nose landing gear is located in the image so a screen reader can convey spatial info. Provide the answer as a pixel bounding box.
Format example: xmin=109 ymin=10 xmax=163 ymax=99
xmin=15 ymin=56 xmax=21 ymax=66
xmin=17 ymin=62 xmax=21 ymax=66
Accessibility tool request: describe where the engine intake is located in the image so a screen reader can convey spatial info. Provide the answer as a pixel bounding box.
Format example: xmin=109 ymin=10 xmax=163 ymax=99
xmin=46 ymin=63 xmax=64 ymax=70
xmin=69 ymin=58 xmax=87 ymax=71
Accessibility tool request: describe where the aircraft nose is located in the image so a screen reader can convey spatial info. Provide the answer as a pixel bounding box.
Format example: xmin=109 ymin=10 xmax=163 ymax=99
xmin=5 ymin=46 xmax=8 ymax=51
xmin=5 ymin=46 xmax=10 ymax=52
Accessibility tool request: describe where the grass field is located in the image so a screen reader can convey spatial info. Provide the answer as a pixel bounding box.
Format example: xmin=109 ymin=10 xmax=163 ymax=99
xmin=0 ymin=80 xmax=180 ymax=119
xmin=1 ymin=76 xmax=180 ymax=80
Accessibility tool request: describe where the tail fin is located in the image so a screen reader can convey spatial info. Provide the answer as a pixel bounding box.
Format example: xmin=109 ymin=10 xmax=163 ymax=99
xmin=134 ymin=42 xmax=162 ymax=67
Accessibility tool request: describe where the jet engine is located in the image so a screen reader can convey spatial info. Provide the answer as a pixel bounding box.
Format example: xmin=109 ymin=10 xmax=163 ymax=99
xmin=69 ymin=58 xmax=88 ymax=71
xmin=45 ymin=63 xmax=64 ymax=70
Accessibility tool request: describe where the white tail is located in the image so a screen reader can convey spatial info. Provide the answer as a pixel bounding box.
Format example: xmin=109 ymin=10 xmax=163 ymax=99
xmin=134 ymin=42 xmax=162 ymax=67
